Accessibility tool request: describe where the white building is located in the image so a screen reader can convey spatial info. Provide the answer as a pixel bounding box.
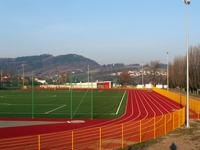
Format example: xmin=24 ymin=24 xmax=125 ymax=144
xmin=35 ymin=78 xmax=47 ymax=84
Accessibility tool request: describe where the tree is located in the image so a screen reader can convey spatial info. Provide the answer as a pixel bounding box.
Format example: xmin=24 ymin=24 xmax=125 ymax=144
xmin=118 ymin=71 xmax=131 ymax=85
xmin=150 ymin=61 xmax=160 ymax=85
xmin=169 ymin=45 xmax=200 ymax=94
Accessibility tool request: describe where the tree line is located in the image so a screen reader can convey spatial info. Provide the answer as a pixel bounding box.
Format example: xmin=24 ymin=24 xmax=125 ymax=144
xmin=169 ymin=45 xmax=200 ymax=93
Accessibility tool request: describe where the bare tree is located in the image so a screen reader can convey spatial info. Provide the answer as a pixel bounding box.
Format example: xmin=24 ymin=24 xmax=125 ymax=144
xmin=169 ymin=45 xmax=200 ymax=94
xmin=118 ymin=71 xmax=131 ymax=85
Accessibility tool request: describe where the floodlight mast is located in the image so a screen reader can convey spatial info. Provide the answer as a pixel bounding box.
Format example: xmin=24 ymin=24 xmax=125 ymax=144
xmin=183 ymin=0 xmax=191 ymax=128
xmin=88 ymin=65 xmax=90 ymax=83
xmin=22 ymin=64 xmax=25 ymax=87
xmin=31 ymin=72 xmax=34 ymax=119
xmin=167 ymin=51 xmax=169 ymax=92
xmin=142 ymin=63 xmax=144 ymax=85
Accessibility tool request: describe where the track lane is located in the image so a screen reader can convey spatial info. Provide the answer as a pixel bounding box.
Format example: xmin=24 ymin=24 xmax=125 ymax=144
xmin=0 ymin=89 xmax=184 ymax=150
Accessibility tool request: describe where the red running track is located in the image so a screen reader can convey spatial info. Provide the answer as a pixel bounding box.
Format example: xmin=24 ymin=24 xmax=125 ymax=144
xmin=0 ymin=90 xmax=182 ymax=140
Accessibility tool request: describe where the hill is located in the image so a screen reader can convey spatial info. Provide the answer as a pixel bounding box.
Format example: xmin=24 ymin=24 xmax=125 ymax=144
xmin=0 ymin=54 xmax=167 ymax=83
xmin=0 ymin=54 xmax=100 ymax=76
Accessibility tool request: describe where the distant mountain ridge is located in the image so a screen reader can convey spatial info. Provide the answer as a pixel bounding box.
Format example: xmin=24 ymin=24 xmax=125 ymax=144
xmin=0 ymin=54 xmax=100 ymax=75
xmin=0 ymin=54 xmax=166 ymax=81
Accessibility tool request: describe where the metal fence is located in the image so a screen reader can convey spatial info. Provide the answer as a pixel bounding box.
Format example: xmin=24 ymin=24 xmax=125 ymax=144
xmin=154 ymin=88 xmax=200 ymax=119
xmin=0 ymin=107 xmax=185 ymax=150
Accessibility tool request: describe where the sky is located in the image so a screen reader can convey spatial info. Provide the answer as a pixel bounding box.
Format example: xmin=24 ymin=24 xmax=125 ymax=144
xmin=0 ymin=0 xmax=199 ymax=65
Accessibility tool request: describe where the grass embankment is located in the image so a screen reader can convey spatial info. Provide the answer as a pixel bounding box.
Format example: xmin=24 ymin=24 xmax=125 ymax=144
xmin=120 ymin=120 xmax=200 ymax=150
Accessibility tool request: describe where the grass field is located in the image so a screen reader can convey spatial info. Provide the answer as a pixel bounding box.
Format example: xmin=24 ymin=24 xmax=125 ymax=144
xmin=0 ymin=89 xmax=127 ymax=119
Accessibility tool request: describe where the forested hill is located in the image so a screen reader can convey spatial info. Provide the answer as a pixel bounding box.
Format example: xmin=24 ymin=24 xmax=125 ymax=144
xmin=0 ymin=54 xmax=100 ymax=75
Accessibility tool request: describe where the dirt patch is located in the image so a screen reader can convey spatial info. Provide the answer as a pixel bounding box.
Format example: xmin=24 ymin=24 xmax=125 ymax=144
xmin=121 ymin=120 xmax=200 ymax=150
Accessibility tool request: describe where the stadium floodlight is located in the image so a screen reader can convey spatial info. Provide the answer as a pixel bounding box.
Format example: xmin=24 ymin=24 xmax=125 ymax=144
xmin=141 ymin=63 xmax=144 ymax=85
xmin=88 ymin=65 xmax=90 ymax=83
xmin=183 ymin=0 xmax=191 ymax=128
xmin=31 ymin=72 xmax=34 ymax=119
xmin=70 ymin=72 xmax=73 ymax=119
xmin=166 ymin=51 xmax=169 ymax=91
xmin=22 ymin=64 xmax=25 ymax=87
xmin=87 ymin=65 xmax=94 ymax=120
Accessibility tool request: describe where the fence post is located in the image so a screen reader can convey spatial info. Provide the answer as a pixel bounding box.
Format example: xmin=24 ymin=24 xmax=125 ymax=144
xmin=183 ymin=108 xmax=184 ymax=123
xmin=121 ymin=124 xmax=124 ymax=148
xmin=72 ymin=131 xmax=74 ymax=150
xmin=38 ymin=135 xmax=40 ymax=150
xmin=182 ymin=108 xmax=184 ymax=123
xmin=199 ymin=112 xmax=200 ymax=120
xmin=164 ymin=114 xmax=167 ymax=134
xmin=140 ymin=120 xmax=142 ymax=143
xmin=198 ymin=103 xmax=200 ymax=119
xmin=172 ymin=112 xmax=174 ymax=130
xmin=154 ymin=116 xmax=156 ymax=139
xmin=180 ymin=109 xmax=182 ymax=125
xmin=178 ymin=110 xmax=180 ymax=127
xmin=99 ymin=127 xmax=102 ymax=150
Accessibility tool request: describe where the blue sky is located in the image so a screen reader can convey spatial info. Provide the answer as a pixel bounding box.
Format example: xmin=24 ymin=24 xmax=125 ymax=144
xmin=0 ymin=0 xmax=199 ymax=64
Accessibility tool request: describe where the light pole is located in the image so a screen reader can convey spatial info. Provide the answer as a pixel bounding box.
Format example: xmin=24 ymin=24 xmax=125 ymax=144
xmin=88 ymin=65 xmax=90 ymax=83
xmin=31 ymin=72 xmax=34 ymax=119
xmin=87 ymin=65 xmax=93 ymax=120
xmin=70 ymin=72 xmax=74 ymax=119
xmin=183 ymin=0 xmax=191 ymax=128
xmin=22 ymin=64 xmax=25 ymax=87
xmin=166 ymin=51 xmax=169 ymax=91
xmin=141 ymin=63 xmax=144 ymax=86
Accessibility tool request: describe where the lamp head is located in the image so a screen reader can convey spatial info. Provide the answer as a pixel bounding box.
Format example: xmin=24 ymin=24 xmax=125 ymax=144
xmin=184 ymin=0 xmax=191 ymax=5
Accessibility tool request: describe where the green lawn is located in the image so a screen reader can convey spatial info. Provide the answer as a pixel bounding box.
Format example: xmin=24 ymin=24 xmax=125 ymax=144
xmin=0 ymin=89 xmax=127 ymax=119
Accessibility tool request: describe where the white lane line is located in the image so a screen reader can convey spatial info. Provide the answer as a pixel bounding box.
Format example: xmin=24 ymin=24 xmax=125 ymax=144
xmin=45 ymin=105 xmax=66 ymax=114
xmin=115 ymin=91 xmax=127 ymax=115
xmin=0 ymin=103 xmax=66 ymax=106
xmin=0 ymin=103 xmax=11 ymax=106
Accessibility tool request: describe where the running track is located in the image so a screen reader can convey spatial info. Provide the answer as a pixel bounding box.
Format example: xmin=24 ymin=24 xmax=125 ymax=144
xmin=0 ymin=90 xmax=183 ymax=149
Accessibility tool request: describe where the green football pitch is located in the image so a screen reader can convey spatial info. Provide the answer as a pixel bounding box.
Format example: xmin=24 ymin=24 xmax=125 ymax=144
xmin=0 ymin=89 xmax=127 ymax=119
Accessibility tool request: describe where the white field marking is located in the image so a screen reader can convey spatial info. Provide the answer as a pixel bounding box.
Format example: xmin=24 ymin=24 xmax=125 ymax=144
xmin=115 ymin=91 xmax=127 ymax=115
xmin=72 ymin=90 xmax=89 ymax=117
xmin=45 ymin=104 xmax=66 ymax=114
xmin=0 ymin=103 xmax=65 ymax=106
xmin=51 ymin=95 xmax=57 ymax=98
xmin=0 ymin=103 xmax=11 ymax=106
